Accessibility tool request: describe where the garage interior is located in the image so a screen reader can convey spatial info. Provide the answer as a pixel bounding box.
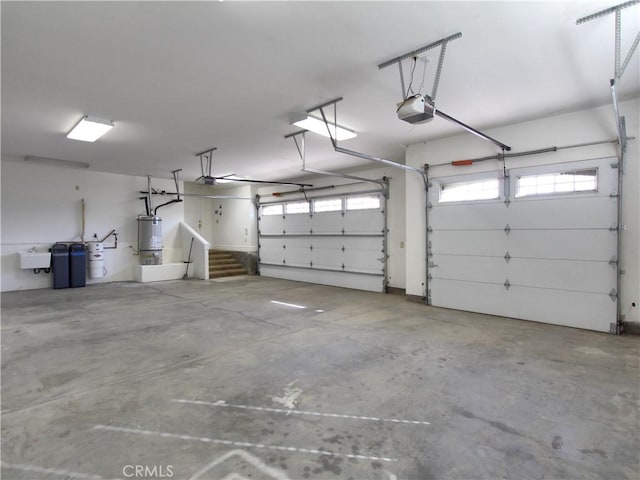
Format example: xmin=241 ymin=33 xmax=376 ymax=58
xmin=1 ymin=2 xmax=639 ymax=479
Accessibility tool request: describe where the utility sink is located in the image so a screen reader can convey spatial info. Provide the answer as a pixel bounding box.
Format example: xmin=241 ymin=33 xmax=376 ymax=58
xmin=19 ymin=251 xmax=51 ymax=269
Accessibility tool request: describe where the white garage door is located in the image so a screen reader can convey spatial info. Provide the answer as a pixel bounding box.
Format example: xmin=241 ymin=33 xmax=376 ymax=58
xmin=258 ymin=192 xmax=387 ymax=292
xmin=428 ymin=157 xmax=619 ymax=333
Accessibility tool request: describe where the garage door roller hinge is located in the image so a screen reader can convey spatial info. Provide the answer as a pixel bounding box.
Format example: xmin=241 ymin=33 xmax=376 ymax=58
xmin=609 ymin=288 xmax=617 ymax=302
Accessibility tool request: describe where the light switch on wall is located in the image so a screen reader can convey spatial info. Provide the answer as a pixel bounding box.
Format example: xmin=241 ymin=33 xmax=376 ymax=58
xmin=400 ymin=241 xmax=405 ymax=248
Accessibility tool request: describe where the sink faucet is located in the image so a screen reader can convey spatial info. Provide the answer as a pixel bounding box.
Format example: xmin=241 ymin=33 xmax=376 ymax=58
xmin=28 ymin=247 xmax=37 ymax=253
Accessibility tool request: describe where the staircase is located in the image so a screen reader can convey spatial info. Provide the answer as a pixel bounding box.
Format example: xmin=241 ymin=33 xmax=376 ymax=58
xmin=209 ymin=250 xmax=248 ymax=279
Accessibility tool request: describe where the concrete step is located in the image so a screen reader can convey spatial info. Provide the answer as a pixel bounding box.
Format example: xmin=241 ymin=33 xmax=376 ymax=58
xmin=209 ymin=253 xmax=234 ymax=260
xmin=209 ymin=257 xmax=237 ymax=265
xmin=210 ymin=263 xmax=245 ymax=272
xmin=207 ymin=250 xmax=248 ymax=279
xmin=209 ymin=269 xmax=247 ymax=279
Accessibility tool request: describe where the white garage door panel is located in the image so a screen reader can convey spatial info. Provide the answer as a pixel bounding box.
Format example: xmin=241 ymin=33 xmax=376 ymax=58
xmin=313 ymin=213 xmax=344 ymax=234
xmin=343 ymin=237 xmax=384 ymax=273
xmin=311 ymin=237 xmax=344 ymax=269
xmin=432 ymin=256 xmax=508 ymax=284
xmin=431 ymin=279 xmax=513 ymax=318
xmin=429 ymin=202 xmax=507 ymax=230
xmin=285 ymin=214 xmax=312 ymax=234
xmin=259 ymin=215 xmax=284 ymax=235
xmin=259 ymin=192 xmax=387 ymax=293
xmin=432 ymin=229 xmax=616 ymax=260
xmin=506 ymin=196 xmax=616 ymax=229
xmin=312 ymin=247 xmax=344 ymax=269
xmin=259 ymin=265 xmax=384 ymax=292
xmin=428 ymin=157 xmax=618 ymax=333
xmin=430 ymin=231 xmax=508 ymax=257
xmin=431 ymin=279 xmax=613 ymax=332
xmin=344 ymin=253 xmax=384 ymax=273
xmin=506 ymin=287 xmax=613 ymax=332
xmin=341 ymin=236 xmax=382 ymax=250
xmin=344 ymin=211 xmax=384 ymax=234
xmin=508 ymin=230 xmax=617 ymax=261
xmin=259 ymin=239 xmax=284 ymax=264
xmin=506 ymin=258 xmax=616 ymax=292
xmin=285 ymin=243 xmax=311 ymax=267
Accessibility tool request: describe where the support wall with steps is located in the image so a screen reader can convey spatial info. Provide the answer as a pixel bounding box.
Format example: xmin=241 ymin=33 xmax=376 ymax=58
xmin=209 ymin=250 xmax=248 ymax=279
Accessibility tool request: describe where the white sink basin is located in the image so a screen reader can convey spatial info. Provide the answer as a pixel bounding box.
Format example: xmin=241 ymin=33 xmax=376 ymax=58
xmin=19 ymin=252 xmax=51 ymax=269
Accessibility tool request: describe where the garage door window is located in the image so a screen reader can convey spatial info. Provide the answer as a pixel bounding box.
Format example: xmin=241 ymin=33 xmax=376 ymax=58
xmin=515 ymin=168 xmax=597 ymax=198
xmin=314 ymin=198 xmax=343 ymax=213
xmin=285 ymin=201 xmax=310 ymax=214
xmin=439 ymin=178 xmax=500 ymax=203
xmin=262 ymin=204 xmax=283 ymax=216
xmin=346 ymin=195 xmax=381 ymax=210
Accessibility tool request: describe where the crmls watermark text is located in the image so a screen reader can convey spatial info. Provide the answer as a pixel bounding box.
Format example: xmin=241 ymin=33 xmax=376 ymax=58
xmin=122 ymin=465 xmax=174 ymax=478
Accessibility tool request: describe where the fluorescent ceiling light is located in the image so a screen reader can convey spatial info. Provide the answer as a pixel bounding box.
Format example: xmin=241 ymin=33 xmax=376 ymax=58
xmin=291 ymin=115 xmax=356 ymax=141
xmin=67 ymin=116 xmax=114 ymax=142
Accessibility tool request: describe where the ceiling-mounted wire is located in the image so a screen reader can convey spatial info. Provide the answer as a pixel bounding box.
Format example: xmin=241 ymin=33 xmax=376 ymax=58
xmin=417 ymin=57 xmax=429 ymax=96
xmin=405 ymin=57 xmax=418 ymax=98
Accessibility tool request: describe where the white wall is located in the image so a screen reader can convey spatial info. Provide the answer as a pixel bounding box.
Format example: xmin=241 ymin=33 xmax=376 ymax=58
xmin=406 ymin=98 xmax=639 ymax=323
xmin=183 ymin=182 xmax=215 ymax=243
xmin=1 ymin=157 xmax=185 ymax=291
xmin=207 ymin=184 xmax=258 ymax=252
xmin=256 ymin=165 xmax=407 ymax=289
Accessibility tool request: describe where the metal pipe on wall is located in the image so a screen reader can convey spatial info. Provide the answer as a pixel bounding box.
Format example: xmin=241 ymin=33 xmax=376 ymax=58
xmin=146 ymin=176 xmax=153 ymax=216
xmin=444 ymin=137 xmax=630 ymax=167
xmin=611 ymin=80 xmax=627 ymax=334
xmin=154 ymin=199 xmax=183 ymax=215
xmin=80 ymin=198 xmax=86 ymax=243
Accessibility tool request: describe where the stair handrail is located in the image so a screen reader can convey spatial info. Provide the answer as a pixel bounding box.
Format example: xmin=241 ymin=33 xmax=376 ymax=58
xmin=179 ymin=222 xmax=210 ymax=279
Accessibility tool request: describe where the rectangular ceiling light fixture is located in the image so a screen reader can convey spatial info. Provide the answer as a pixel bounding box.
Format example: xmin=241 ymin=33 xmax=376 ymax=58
xmin=291 ymin=114 xmax=356 ymax=141
xmin=67 ymin=116 xmax=114 ymax=142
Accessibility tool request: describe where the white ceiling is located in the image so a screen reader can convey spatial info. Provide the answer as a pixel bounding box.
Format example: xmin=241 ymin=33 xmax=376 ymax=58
xmin=2 ymin=1 xmax=638 ymax=183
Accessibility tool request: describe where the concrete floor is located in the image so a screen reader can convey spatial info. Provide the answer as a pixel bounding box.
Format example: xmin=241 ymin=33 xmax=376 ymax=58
xmin=1 ymin=277 xmax=638 ymax=480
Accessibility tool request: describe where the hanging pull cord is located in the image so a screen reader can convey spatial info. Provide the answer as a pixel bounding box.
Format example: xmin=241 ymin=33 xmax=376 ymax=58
xmin=502 ymin=147 xmax=507 ymax=178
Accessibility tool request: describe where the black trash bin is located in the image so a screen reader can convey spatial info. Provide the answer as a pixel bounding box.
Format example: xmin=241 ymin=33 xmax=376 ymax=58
xmin=69 ymin=243 xmax=87 ymax=288
xmin=51 ymin=243 xmax=70 ymax=289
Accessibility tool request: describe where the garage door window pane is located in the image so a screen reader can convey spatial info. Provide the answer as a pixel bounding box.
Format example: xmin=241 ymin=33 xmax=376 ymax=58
xmin=262 ymin=204 xmax=283 ymax=216
xmin=346 ymin=196 xmax=380 ymax=210
xmin=314 ymin=198 xmax=343 ymax=212
xmin=285 ymin=201 xmax=310 ymax=214
xmin=440 ymin=179 xmax=500 ymax=203
xmin=515 ymin=169 xmax=597 ymax=198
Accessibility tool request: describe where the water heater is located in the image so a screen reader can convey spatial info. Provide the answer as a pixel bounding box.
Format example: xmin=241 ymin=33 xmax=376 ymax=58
xmin=137 ymin=215 xmax=162 ymax=265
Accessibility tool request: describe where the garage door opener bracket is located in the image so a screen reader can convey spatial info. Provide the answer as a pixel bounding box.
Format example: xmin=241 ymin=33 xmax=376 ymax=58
xmin=378 ymin=33 xmax=511 ymax=151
